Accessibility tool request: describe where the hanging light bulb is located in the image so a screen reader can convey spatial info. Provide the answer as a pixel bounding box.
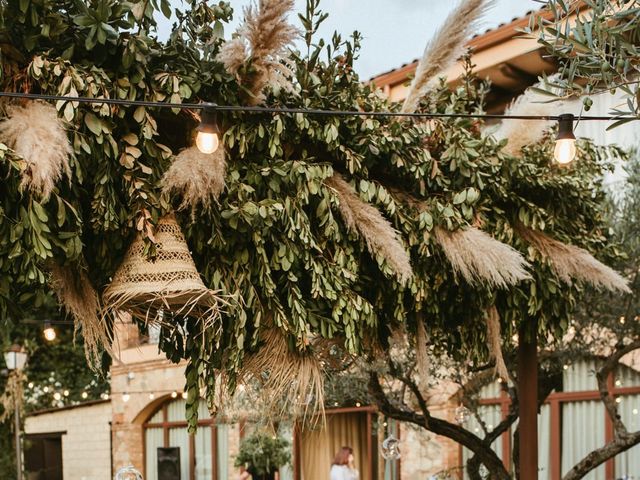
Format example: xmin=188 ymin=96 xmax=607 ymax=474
xmin=149 ymin=393 xmax=155 ymax=400
xmin=81 ymin=391 xmax=88 ymax=399
xmin=122 ymin=392 xmax=131 ymax=403
xmin=554 ymin=113 xmax=577 ymax=165
xmin=181 ymin=391 xmax=188 ymax=400
xmin=195 ymin=104 xmax=221 ymax=154
xmin=43 ymin=321 xmax=56 ymax=342
xmin=171 ymin=391 xmax=178 ymax=399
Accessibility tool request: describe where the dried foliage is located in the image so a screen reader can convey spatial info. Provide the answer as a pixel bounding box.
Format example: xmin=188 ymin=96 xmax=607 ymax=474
xmin=217 ymin=0 xmax=298 ymax=105
xmin=49 ymin=263 xmax=111 ymax=370
xmin=434 ymin=227 xmax=531 ymax=288
xmin=0 ymin=101 xmax=71 ymax=199
xmin=401 ymin=0 xmax=494 ymax=113
xmin=518 ymin=227 xmax=631 ymax=293
xmin=0 ymin=370 xmax=24 ymax=423
xmin=161 ymin=146 xmax=226 ymax=215
xmin=486 ymin=306 xmax=509 ymax=382
xmin=237 ymin=328 xmax=325 ymax=421
xmin=326 ymin=173 xmax=413 ymax=284
xmin=415 ymin=316 xmax=431 ymax=394
xmin=492 ymin=86 xmax=564 ymax=156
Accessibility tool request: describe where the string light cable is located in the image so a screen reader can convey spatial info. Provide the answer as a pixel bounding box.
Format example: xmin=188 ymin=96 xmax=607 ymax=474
xmin=0 ymin=91 xmax=637 ymax=122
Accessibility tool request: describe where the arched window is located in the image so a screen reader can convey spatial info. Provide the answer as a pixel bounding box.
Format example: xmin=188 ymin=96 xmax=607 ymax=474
xmin=144 ymin=398 xmax=230 ymax=480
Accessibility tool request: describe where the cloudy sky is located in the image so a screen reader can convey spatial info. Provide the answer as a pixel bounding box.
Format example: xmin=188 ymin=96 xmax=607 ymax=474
xmin=159 ymin=0 xmax=539 ymax=79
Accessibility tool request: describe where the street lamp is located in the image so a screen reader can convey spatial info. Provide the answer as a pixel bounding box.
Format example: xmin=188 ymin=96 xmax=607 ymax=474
xmin=4 ymin=344 xmax=28 ymax=480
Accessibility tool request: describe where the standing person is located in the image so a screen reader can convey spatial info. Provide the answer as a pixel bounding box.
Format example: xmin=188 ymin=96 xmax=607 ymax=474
xmin=330 ymin=446 xmax=359 ymax=480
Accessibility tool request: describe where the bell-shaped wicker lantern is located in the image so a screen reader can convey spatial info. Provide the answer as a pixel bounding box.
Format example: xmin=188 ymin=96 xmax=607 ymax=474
xmin=103 ymin=215 xmax=222 ymax=324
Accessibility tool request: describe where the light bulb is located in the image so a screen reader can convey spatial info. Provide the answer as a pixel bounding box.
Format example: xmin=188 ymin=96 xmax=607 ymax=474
xmin=81 ymin=392 xmax=88 ymax=399
xmin=43 ymin=322 xmax=56 ymax=342
xmin=181 ymin=391 xmax=188 ymax=400
xmin=195 ymin=104 xmax=221 ymax=154
xmin=53 ymin=392 xmax=61 ymax=401
xmin=149 ymin=393 xmax=155 ymax=400
xmin=171 ymin=391 xmax=178 ymax=399
xmin=195 ymin=131 xmax=220 ymax=154
xmin=554 ymin=138 xmax=576 ymax=165
xmin=554 ymin=113 xmax=577 ymax=165
xmin=122 ymin=392 xmax=131 ymax=403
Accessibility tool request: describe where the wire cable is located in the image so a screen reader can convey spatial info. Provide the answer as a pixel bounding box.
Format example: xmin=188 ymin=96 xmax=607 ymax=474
xmin=0 ymin=91 xmax=637 ymax=121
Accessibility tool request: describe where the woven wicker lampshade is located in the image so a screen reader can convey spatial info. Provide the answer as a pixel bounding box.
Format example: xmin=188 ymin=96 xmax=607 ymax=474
xmin=103 ymin=215 xmax=221 ymax=322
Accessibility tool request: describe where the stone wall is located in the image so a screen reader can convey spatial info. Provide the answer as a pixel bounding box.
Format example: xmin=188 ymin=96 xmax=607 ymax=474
xmin=25 ymin=401 xmax=112 ymax=480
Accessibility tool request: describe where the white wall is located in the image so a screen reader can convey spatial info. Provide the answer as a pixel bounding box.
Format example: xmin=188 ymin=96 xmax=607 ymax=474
xmin=25 ymin=401 xmax=112 ymax=480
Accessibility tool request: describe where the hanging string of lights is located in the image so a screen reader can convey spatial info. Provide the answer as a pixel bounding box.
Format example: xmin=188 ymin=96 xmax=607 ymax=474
xmin=0 ymin=91 xmax=636 ymax=165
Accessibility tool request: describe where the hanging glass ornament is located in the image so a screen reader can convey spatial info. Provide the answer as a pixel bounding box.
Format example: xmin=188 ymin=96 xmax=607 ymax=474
xmin=115 ymin=465 xmax=143 ymax=480
xmin=381 ymin=434 xmax=401 ymax=460
xmin=455 ymin=405 xmax=471 ymax=425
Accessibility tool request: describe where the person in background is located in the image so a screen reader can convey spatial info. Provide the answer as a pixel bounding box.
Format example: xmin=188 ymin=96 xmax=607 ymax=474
xmin=330 ymin=446 xmax=359 ymax=480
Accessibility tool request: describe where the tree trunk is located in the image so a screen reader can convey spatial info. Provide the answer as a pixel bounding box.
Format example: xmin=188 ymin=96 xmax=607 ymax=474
xmin=518 ymin=319 xmax=538 ymax=480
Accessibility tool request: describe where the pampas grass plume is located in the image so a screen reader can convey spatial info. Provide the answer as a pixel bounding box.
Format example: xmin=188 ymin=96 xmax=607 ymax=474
xmin=492 ymin=87 xmax=565 ymax=156
xmin=50 ymin=263 xmax=112 ymax=370
xmin=217 ymin=0 xmax=298 ymax=105
xmin=518 ymin=227 xmax=631 ymax=293
xmin=162 ymin=146 xmax=226 ymax=214
xmin=327 ymin=173 xmax=413 ymax=284
xmin=486 ymin=306 xmax=510 ymax=382
xmin=435 ymin=226 xmax=531 ymax=288
xmin=401 ymin=0 xmax=494 ymax=114
xmin=0 ymin=102 xmax=71 ymax=199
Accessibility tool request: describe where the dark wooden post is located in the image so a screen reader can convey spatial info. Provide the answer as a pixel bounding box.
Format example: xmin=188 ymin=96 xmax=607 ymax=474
xmin=518 ymin=319 xmax=538 ymax=480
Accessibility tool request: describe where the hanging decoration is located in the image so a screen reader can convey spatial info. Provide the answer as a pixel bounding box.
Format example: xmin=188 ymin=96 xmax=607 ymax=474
xmin=326 ymin=173 xmax=413 ymax=285
xmin=49 ymin=263 xmax=112 ymax=371
xmin=401 ymin=0 xmax=493 ymax=114
xmin=415 ymin=315 xmax=430 ymax=395
xmin=381 ymin=434 xmax=401 ymax=461
xmin=454 ymin=404 xmax=471 ymax=425
xmin=161 ymin=145 xmax=227 ymax=216
xmin=217 ymin=0 xmax=298 ymax=106
xmin=0 ymin=101 xmax=71 ymax=199
xmin=114 ymin=465 xmax=143 ymax=480
xmin=517 ymin=226 xmax=630 ymax=293
xmin=103 ymin=214 xmax=224 ymax=324
xmin=434 ymin=227 xmax=531 ymax=288
xmin=230 ymin=327 xmax=325 ymax=421
xmin=485 ymin=306 xmax=510 ymax=383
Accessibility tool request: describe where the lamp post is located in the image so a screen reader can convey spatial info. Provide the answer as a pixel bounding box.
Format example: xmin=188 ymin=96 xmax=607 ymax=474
xmin=4 ymin=344 xmax=28 ymax=480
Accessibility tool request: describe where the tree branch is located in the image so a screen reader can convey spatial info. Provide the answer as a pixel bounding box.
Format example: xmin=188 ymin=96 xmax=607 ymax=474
xmin=368 ymin=371 xmax=511 ymax=480
xmin=563 ymin=339 xmax=640 ymax=480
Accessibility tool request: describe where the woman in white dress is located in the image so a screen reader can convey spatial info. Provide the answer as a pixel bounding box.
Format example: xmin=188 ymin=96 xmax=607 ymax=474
xmin=330 ymin=446 xmax=359 ymax=480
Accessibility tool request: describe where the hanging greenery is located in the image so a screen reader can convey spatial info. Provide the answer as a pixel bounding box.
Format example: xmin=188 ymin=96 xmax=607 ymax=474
xmin=0 ymin=0 xmax=629 ymax=428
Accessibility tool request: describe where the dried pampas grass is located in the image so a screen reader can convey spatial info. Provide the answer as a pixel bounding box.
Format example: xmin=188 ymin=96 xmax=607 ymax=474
xmin=0 ymin=370 xmax=25 ymax=423
xmin=161 ymin=146 xmax=226 ymax=215
xmin=486 ymin=306 xmax=510 ymax=382
xmin=434 ymin=226 xmax=531 ymax=288
xmin=217 ymin=0 xmax=298 ymax=105
xmin=50 ymin=263 xmax=112 ymax=370
xmin=0 ymin=101 xmax=71 ymax=199
xmin=239 ymin=328 xmax=325 ymax=421
xmin=518 ymin=227 xmax=631 ymax=293
xmin=415 ymin=316 xmax=430 ymax=394
xmin=326 ymin=173 xmax=413 ymax=284
xmin=492 ymin=86 xmax=565 ymax=156
xmin=401 ymin=0 xmax=494 ymax=114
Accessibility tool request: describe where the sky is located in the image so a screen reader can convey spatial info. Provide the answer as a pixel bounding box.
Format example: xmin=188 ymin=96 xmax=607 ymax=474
xmin=159 ymin=0 xmax=539 ymax=79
